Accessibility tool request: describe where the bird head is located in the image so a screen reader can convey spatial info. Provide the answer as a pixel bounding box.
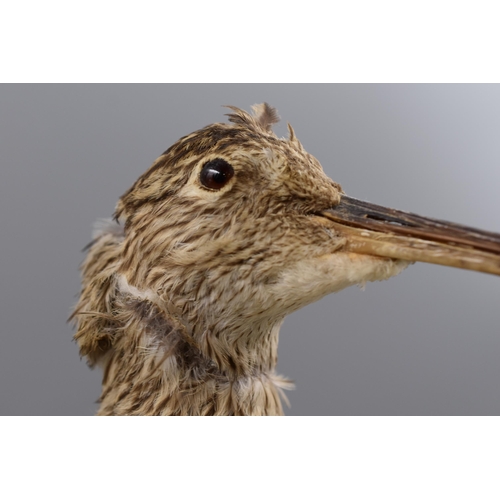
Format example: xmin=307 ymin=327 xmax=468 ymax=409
xmin=112 ymin=104 xmax=401 ymax=348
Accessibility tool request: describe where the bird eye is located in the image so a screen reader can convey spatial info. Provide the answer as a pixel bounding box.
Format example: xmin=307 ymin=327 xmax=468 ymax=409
xmin=200 ymin=158 xmax=234 ymax=190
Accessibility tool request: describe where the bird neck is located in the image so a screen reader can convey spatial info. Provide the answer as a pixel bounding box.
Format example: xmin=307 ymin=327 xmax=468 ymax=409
xmin=96 ymin=284 xmax=292 ymax=415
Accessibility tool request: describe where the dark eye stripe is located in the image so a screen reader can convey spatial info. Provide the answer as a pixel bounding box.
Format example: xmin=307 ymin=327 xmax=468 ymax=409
xmin=200 ymin=158 xmax=234 ymax=190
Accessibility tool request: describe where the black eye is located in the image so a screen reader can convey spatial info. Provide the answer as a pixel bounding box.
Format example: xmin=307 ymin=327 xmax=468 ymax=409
xmin=200 ymin=158 xmax=234 ymax=190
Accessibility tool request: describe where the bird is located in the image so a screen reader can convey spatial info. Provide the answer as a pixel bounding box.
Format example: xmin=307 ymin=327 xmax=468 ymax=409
xmin=71 ymin=103 xmax=500 ymax=416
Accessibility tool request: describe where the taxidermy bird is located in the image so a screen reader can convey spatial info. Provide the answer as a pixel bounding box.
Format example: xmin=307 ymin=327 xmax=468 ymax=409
xmin=72 ymin=104 xmax=500 ymax=416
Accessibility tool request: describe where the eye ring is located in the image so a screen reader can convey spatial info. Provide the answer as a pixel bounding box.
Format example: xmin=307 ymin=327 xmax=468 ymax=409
xmin=199 ymin=158 xmax=235 ymax=190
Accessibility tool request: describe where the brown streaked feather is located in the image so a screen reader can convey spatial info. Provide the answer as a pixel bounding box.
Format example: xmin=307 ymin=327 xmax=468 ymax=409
xmin=225 ymin=102 xmax=280 ymax=136
xmin=251 ymin=102 xmax=280 ymax=132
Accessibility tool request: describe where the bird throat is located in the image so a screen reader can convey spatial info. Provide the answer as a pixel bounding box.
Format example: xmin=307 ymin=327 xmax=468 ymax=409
xmin=95 ymin=276 xmax=292 ymax=416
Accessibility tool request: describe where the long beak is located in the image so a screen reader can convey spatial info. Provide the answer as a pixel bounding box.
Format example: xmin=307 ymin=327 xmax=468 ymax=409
xmin=321 ymin=196 xmax=500 ymax=276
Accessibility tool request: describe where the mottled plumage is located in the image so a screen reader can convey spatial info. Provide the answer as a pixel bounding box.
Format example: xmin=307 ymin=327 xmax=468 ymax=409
xmin=72 ymin=104 xmax=500 ymax=415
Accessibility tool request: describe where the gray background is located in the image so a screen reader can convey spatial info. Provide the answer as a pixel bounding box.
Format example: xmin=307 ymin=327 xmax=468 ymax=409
xmin=1 ymin=84 xmax=499 ymax=416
